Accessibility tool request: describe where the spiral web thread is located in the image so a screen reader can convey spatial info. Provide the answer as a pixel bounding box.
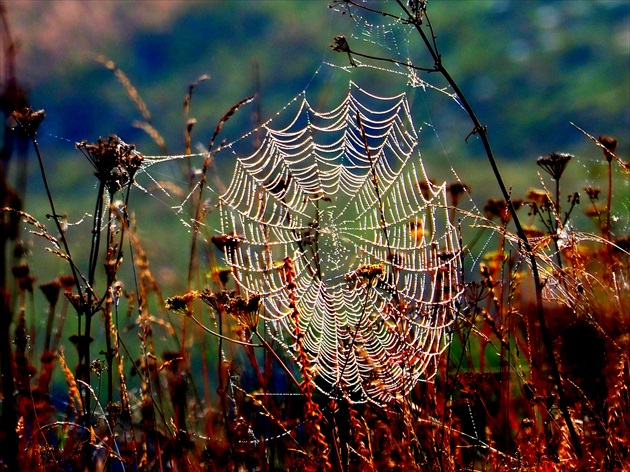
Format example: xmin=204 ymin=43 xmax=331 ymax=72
xmin=211 ymin=82 xmax=461 ymax=404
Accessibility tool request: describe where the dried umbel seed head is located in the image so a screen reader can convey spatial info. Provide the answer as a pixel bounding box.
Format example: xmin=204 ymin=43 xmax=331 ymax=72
xmin=161 ymin=351 xmax=185 ymax=374
xmin=215 ymin=268 xmax=232 ymax=286
xmin=10 ymin=107 xmax=45 ymax=137
xmin=165 ymin=291 xmax=199 ymax=314
xmin=12 ymin=263 xmax=34 ymax=291
xmin=598 ymin=135 xmax=617 ymax=162
xmin=69 ymin=334 xmax=94 ymax=350
xmin=330 ymin=34 xmax=356 ymax=67
xmin=76 ymin=135 xmax=144 ymax=194
xmin=200 ymin=289 xmax=260 ymax=331
xmin=90 ymin=359 xmax=107 ymax=377
xmin=58 ymin=275 xmax=77 ymax=292
xmin=522 ymin=225 xmax=546 ymax=239
xmin=200 ymin=289 xmax=232 ymax=312
xmin=536 ymin=152 xmax=573 ymax=181
xmin=356 ymin=263 xmax=384 ymax=283
xmin=232 ymin=293 xmax=261 ymax=331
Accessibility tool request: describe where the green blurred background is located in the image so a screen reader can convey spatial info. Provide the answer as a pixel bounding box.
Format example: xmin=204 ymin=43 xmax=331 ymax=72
xmin=4 ymin=0 xmax=629 ymax=290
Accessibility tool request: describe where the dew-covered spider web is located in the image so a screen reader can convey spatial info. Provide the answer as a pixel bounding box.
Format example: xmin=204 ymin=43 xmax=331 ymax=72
xmin=199 ymin=82 xmax=462 ymax=404
xmin=51 ymin=0 xmax=487 ymax=405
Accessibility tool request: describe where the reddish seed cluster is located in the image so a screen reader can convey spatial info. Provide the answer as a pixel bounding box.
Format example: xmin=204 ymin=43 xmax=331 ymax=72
xmin=283 ymin=256 xmax=331 ymax=470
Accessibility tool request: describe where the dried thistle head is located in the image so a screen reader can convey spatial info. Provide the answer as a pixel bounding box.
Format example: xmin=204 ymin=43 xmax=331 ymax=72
xmin=76 ymin=135 xmax=144 ymax=194
xmin=536 ymin=152 xmax=573 ymax=181
xmin=10 ymin=107 xmax=45 ymax=137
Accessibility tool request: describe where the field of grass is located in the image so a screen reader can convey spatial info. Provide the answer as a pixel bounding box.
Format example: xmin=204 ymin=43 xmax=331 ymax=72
xmin=1 ymin=1 xmax=628 ymax=471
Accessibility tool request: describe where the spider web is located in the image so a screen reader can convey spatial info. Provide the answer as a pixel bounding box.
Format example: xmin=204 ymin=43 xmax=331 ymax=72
xmin=210 ymin=82 xmax=461 ymax=404
xmin=66 ymin=1 xmax=476 ymax=405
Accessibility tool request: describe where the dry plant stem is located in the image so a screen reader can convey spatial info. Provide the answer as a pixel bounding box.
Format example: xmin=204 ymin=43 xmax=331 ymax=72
xmin=103 ymin=199 xmax=116 ymax=406
xmin=29 ymin=136 xmax=83 ymax=300
xmin=391 ymin=0 xmax=583 ymax=459
xmin=30 ymin=133 xmax=95 ymax=421
xmin=216 ymin=308 xmax=233 ymax=455
xmin=253 ymin=329 xmax=305 ymax=396
xmin=553 ymin=179 xmax=563 ymax=269
xmin=187 ymin=94 xmax=255 ymax=288
xmin=606 ymin=158 xmax=612 ymax=241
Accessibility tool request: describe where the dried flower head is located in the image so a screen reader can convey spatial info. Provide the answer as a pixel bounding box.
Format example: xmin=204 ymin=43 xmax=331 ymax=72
xmin=356 ymin=263 xmax=384 ymax=284
xmin=58 ymin=275 xmax=77 ymax=292
xmin=200 ymin=289 xmax=260 ymax=332
xmin=536 ymin=152 xmax=573 ymax=180
xmin=522 ymin=225 xmax=546 ymax=239
xmin=211 ymin=233 xmax=242 ymax=255
xmin=10 ymin=107 xmax=45 ymax=137
xmin=209 ymin=268 xmax=232 ymax=288
xmin=526 ymin=188 xmax=552 ymax=208
xmin=418 ymin=178 xmax=436 ymax=200
xmin=598 ymin=135 xmax=617 ymax=162
xmin=76 ymin=135 xmax=144 ymax=194
xmin=484 ymin=198 xmax=522 ymax=224
xmin=613 ymin=235 xmax=630 ymax=253
xmin=331 ymin=34 xmax=351 ymax=53
xmin=39 ymin=280 xmax=62 ymax=307
xmin=12 ymin=263 xmax=34 ymax=292
xmin=583 ymin=186 xmax=601 ymax=200
xmin=164 ymin=291 xmax=199 ymax=314
xmin=447 ymin=182 xmax=470 ymax=206
xmin=90 ymin=359 xmax=107 ymax=377
xmin=330 ymin=34 xmax=356 ymax=66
